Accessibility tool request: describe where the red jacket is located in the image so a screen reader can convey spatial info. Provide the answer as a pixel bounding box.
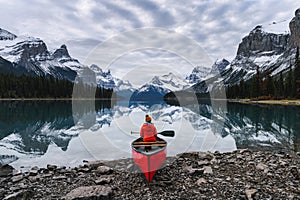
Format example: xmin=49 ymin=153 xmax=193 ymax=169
xmin=140 ymin=122 xmax=157 ymax=142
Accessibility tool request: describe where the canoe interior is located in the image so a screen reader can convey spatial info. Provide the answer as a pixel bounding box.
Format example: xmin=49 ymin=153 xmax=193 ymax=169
xmin=131 ymin=137 xmax=167 ymax=182
xmin=131 ymin=137 xmax=167 ymax=156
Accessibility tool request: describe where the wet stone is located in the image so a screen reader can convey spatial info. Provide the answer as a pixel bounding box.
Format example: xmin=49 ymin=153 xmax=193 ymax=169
xmin=52 ymin=175 xmax=67 ymax=180
xmin=256 ymin=163 xmax=268 ymax=171
xmin=65 ymin=186 xmax=112 ymax=200
xmin=197 ymin=161 xmax=210 ymax=167
xmin=29 ymin=170 xmax=38 ymax=176
xmin=47 ymin=164 xmax=57 ymax=171
xmin=95 ymin=177 xmax=112 ymax=185
xmin=28 ymin=175 xmax=41 ymax=182
xmin=245 ymin=189 xmax=257 ymax=200
xmin=203 ymin=166 xmax=213 ymax=175
xmin=96 ymin=166 xmax=113 ymax=175
xmin=11 ymin=175 xmax=23 ymax=183
xmin=87 ymin=160 xmax=105 ymax=170
xmin=290 ymin=166 xmax=300 ymax=180
xmin=3 ymin=190 xmax=33 ymax=200
xmin=0 ymin=165 xmax=14 ymax=177
xmin=196 ymin=178 xmax=207 ymax=185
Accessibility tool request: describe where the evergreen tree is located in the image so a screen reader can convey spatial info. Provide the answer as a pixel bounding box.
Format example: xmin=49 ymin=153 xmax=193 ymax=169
xmin=295 ymin=46 xmax=300 ymax=98
xmin=239 ymin=79 xmax=245 ymax=98
xmin=278 ymin=72 xmax=284 ymax=98
xmin=266 ymin=74 xmax=275 ymax=97
xmin=285 ymin=66 xmax=293 ymax=98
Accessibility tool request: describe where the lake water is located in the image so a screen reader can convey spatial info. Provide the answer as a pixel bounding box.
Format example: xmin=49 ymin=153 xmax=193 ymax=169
xmin=0 ymin=100 xmax=299 ymax=170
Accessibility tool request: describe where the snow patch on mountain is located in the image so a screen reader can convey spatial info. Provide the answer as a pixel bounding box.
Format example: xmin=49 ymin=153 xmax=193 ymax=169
xmin=150 ymin=72 xmax=190 ymax=92
xmin=0 ymin=33 xmax=84 ymax=81
xmin=186 ymin=66 xmax=211 ymax=84
xmin=0 ymin=28 xmax=17 ymax=40
xmin=91 ymin=64 xmax=135 ymax=91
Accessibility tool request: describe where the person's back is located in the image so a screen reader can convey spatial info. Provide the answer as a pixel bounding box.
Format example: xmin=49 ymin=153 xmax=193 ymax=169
xmin=140 ymin=115 xmax=157 ymax=142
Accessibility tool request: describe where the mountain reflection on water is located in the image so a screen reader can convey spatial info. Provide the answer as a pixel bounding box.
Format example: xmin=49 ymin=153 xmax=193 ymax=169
xmin=0 ymin=100 xmax=299 ymax=169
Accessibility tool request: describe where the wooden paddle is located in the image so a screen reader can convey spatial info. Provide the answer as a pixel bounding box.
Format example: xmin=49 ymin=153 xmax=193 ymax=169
xmin=131 ymin=130 xmax=175 ymax=137
xmin=133 ymin=144 xmax=167 ymax=147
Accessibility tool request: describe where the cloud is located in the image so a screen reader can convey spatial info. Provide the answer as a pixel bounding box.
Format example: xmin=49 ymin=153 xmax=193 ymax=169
xmin=0 ymin=0 xmax=299 ymax=85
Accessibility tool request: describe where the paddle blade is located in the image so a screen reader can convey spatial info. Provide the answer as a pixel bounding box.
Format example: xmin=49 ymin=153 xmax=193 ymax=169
xmin=158 ymin=130 xmax=175 ymax=137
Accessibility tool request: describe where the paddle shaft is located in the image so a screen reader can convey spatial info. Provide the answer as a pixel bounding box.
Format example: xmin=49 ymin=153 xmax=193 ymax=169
xmin=131 ymin=130 xmax=175 ymax=137
xmin=133 ymin=144 xmax=167 ymax=147
xmin=133 ymin=141 xmax=166 ymax=145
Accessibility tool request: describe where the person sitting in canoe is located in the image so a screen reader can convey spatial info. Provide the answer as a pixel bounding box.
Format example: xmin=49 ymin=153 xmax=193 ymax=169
xmin=140 ymin=115 xmax=158 ymax=142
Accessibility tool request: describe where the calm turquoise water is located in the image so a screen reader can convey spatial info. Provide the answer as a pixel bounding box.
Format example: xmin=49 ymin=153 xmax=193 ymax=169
xmin=0 ymin=100 xmax=299 ymax=169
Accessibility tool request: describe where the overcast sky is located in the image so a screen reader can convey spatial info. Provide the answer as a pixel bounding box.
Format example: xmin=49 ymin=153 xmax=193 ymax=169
xmin=0 ymin=0 xmax=299 ymax=84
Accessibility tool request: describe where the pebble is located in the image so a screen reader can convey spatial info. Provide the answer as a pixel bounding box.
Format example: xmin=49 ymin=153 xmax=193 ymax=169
xmin=64 ymin=186 xmax=112 ymax=200
xmin=245 ymin=189 xmax=257 ymax=200
xmin=0 ymin=150 xmax=299 ymax=199
xmin=47 ymin=164 xmax=57 ymax=171
xmin=95 ymin=177 xmax=112 ymax=185
xmin=11 ymin=175 xmax=23 ymax=183
xmin=203 ymin=166 xmax=213 ymax=175
xmin=96 ymin=166 xmax=113 ymax=175
xmin=196 ymin=178 xmax=207 ymax=185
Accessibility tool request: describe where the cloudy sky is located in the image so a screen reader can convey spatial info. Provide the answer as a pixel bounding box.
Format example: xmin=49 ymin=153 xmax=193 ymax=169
xmin=0 ymin=0 xmax=299 ymax=84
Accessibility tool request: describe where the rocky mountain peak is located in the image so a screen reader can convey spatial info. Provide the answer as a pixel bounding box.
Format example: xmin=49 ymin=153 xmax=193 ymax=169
xmin=53 ymin=44 xmax=71 ymax=58
xmin=186 ymin=66 xmax=211 ymax=84
xmin=250 ymin=25 xmax=263 ymax=34
xmin=0 ymin=28 xmax=17 ymax=40
xmin=289 ymin=8 xmax=300 ymax=47
xmin=237 ymin=25 xmax=289 ymax=57
xmin=210 ymin=59 xmax=230 ymax=75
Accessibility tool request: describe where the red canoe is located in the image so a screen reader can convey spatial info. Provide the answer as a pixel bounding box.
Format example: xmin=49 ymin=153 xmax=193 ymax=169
xmin=131 ymin=137 xmax=167 ymax=182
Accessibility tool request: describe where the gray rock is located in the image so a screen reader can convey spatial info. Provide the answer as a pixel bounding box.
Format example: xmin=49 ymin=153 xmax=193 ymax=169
xmin=197 ymin=161 xmax=210 ymax=167
xmin=31 ymin=166 xmax=39 ymax=171
xmin=95 ymin=177 xmax=112 ymax=185
xmin=3 ymin=190 xmax=32 ymax=200
xmin=11 ymin=175 xmax=23 ymax=183
xmin=256 ymin=163 xmax=268 ymax=171
xmin=29 ymin=170 xmax=38 ymax=176
xmin=203 ymin=166 xmax=213 ymax=175
xmin=289 ymin=8 xmax=300 ymax=47
xmin=78 ymin=167 xmax=90 ymax=173
xmin=87 ymin=160 xmax=105 ymax=170
xmin=65 ymin=186 xmax=112 ymax=200
xmin=290 ymin=166 xmax=300 ymax=180
xmin=237 ymin=25 xmax=288 ymax=57
xmin=245 ymin=189 xmax=257 ymax=200
xmin=126 ymin=164 xmax=133 ymax=170
xmin=28 ymin=175 xmax=41 ymax=182
xmin=0 ymin=165 xmax=14 ymax=177
xmin=52 ymin=175 xmax=67 ymax=180
xmin=96 ymin=166 xmax=113 ymax=175
xmin=196 ymin=178 xmax=207 ymax=185
xmin=47 ymin=164 xmax=57 ymax=171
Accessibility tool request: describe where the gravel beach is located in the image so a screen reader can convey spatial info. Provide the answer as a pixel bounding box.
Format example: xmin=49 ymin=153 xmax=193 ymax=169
xmin=0 ymin=149 xmax=299 ymax=199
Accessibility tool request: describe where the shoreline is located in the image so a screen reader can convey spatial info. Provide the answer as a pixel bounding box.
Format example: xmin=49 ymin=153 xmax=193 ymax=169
xmin=0 ymin=149 xmax=299 ymax=199
xmin=0 ymin=98 xmax=115 ymax=101
xmin=228 ymin=99 xmax=300 ymax=106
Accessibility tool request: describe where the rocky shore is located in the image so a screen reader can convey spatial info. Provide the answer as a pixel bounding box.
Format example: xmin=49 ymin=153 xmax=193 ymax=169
xmin=0 ymin=149 xmax=299 ymax=199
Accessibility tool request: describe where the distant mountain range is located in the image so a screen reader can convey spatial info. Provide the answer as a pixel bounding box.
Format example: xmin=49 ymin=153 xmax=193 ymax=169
xmin=1 ymin=8 xmax=300 ymax=100
xmin=181 ymin=8 xmax=300 ymax=96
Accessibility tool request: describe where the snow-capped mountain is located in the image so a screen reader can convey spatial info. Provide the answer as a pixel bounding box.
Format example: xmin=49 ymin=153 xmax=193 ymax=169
xmin=0 ymin=28 xmax=16 ymax=40
xmin=186 ymin=66 xmax=211 ymax=84
xmin=90 ymin=64 xmax=135 ymax=100
xmin=185 ymin=59 xmax=230 ymax=85
xmin=130 ymin=72 xmax=190 ymax=101
xmin=210 ymin=59 xmax=230 ymax=76
xmin=91 ymin=64 xmax=116 ymax=89
xmin=179 ymin=8 xmax=300 ymax=94
xmin=151 ymin=72 xmax=190 ymax=91
xmin=0 ymin=29 xmax=84 ymax=81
